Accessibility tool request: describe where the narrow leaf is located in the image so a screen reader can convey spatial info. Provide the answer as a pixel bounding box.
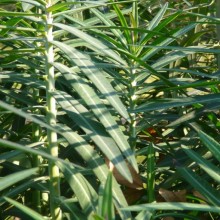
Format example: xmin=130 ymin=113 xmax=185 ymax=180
xmin=181 ymin=146 xmax=220 ymax=183
xmin=122 ymin=202 xmax=220 ymax=213
xmin=57 ymin=162 xmax=98 ymax=216
xmin=178 ymin=167 xmax=220 ymax=206
xmin=199 ymin=131 xmax=220 ymax=162
xmin=141 ymin=19 xmax=205 ymax=62
xmin=109 ymin=0 xmax=131 ymax=45
xmin=101 ymin=171 xmax=114 ymax=220
xmin=59 ymin=124 xmax=132 ymax=219
xmin=0 ymin=138 xmax=83 ymax=171
xmin=132 ymin=94 xmax=220 ymax=113
xmin=147 ymin=3 xmax=168 ymax=31
xmin=4 ymin=197 xmax=46 ymax=220
xmin=53 ymin=90 xmax=132 ymax=182
xmin=53 ymin=23 xmax=126 ymax=65
xmin=152 ymin=50 xmax=194 ymax=69
xmin=52 ymin=41 xmax=129 ymax=121
xmin=147 ymin=143 xmax=155 ymax=202
xmin=0 ymin=167 xmax=38 ymax=191
xmin=90 ymin=8 xmax=127 ymax=48
xmin=53 ymin=62 xmax=137 ymax=171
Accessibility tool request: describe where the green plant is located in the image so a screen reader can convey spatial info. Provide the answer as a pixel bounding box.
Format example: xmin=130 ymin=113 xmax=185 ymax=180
xmin=0 ymin=0 xmax=137 ymax=219
xmin=0 ymin=0 xmax=220 ymax=220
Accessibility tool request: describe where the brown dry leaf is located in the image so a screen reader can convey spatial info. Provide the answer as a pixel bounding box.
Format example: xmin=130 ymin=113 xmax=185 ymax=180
xmin=159 ymin=188 xmax=187 ymax=202
xmin=105 ymin=158 xmax=143 ymax=189
xmin=193 ymin=190 xmax=207 ymax=204
xmin=123 ymin=188 xmax=145 ymax=205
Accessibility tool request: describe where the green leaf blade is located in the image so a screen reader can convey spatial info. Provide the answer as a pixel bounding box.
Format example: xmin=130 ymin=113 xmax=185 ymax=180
xmin=4 ymin=197 xmax=47 ymax=220
xmin=198 ymin=131 xmax=220 ymax=162
xmin=178 ymin=167 xmax=220 ymax=206
xmin=0 ymin=167 xmax=38 ymax=191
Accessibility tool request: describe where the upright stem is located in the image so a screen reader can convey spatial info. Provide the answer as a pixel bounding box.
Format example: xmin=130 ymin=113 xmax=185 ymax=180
xmin=45 ymin=1 xmax=61 ymax=219
xmin=32 ymin=6 xmax=43 ymax=211
xmin=32 ymin=117 xmax=41 ymax=213
xmin=216 ymin=0 xmax=220 ymax=69
xmin=129 ymin=2 xmax=139 ymax=151
xmin=129 ymin=65 xmax=137 ymax=151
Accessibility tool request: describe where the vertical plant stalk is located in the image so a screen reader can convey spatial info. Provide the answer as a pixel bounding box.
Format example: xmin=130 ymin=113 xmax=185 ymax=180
xmin=129 ymin=67 xmax=137 ymax=151
xmin=147 ymin=143 xmax=155 ymax=203
xmin=128 ymin=1 xmax=139 ymax=151
xmin=32 ymin=6 xmax=43 ymax=210
xmin=32 ymin=120 xmax=41 ymax=213
xmin=216 ymin=0 xmax=220 ymax=69
xmin=45 ymin=1 xmax=61 ymax=219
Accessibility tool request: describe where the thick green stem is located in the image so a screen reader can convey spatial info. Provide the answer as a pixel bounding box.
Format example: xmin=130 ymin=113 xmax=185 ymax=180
xmin=32 ymin=122 xmax=41 ymax=213
xmin=128 ymin=3 xmax=139 ymax=150
xmin=216 ymin=0 xmax=220 ymax=69
xmin=32 ymin=9 xmax=43 ymax=209
xmin=45 ymin=1 xmax=61 ymax=219
xmin=129 ymin=66 xmax=137 ymax=150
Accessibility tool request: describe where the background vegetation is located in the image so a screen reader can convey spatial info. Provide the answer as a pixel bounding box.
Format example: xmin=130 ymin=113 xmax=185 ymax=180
xmin=0 ymin=0 xmax=220 ymax=219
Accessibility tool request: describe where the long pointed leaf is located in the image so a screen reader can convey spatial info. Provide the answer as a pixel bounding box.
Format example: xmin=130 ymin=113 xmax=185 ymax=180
xmin=146 ymin=3 xmax=168 ymax=31
xmin=52 ymin=41 xmax=129 ymax=121
xmin=57 ymin=162 xmax=98 ymax=217
xmin=53 ymin=62 xmax=137 ymax=172
xmin=178 ymin=167 xmax=220 ymax=206
xmin=90 ymin=8 xmax=127 ymax=48
xmin=123 ymin=202 xmax=220 ymax=213
xmin=132 ymin=94 xmax=220 ymax=113
xmin=59 ymin=124 xmax=132 ymax=219
xmin=0 ymin=167 xmax=38 ymax=191
xmin=199 ymin=131 xmax=220 ymax=162
xmin=53 ymin=90 xmax=132 ymax=182
xmin=101 ymin=171 xmax=114 ymax=219
xmin=141 ymin=19 xmax=205 ymax=62
xmin=181 ymin=145 xmax=220 ymax=183
xmin=4 ymin=197 xmax=46 ymax=220
xmin=0 ymin=138 xmax=83 ymax=171
xmin=53 ymin=23 xmax=126 ymax=65
xmin=147 ymin=143 xmax=155 ymax=203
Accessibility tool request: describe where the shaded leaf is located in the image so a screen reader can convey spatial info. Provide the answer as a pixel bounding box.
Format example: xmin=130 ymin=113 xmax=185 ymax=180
xmin=57 ymin=162 xmax=98 ymax=216
xmin=181 ymin=146 xmax=220 ymax=183
xmin=53 ymin=23 xmax=126 ymax=65
xmin=159 ymin=188 xmax=187 ymax=202
xmin=105 ymin=158 xmax=143 ymax=189
xmin=0 ymin=168 xmax=38 ymax=191
xmin=58 ymin=124 xmax=132 ymax=219
xmin=178 ymin=167 xmax=220 ymax=206
xmin=123 ymin=188 xmax=145 ymax=205
xmin=4 ymin=197 xmax=46 ymax=220
xmin=198 ymin=130 xmax=220 ymax=162
xmin=53 ymin=90 xmax=132 ymax=182
xmin=53 ymin=62 xmax=137 ymax=172
xmin=132 ymin=94 xmax=220 ymax=113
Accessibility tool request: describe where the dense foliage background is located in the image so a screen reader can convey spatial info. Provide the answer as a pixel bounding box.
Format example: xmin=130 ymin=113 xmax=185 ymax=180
xmin=0 ymin=0 xmax=220 ymax=219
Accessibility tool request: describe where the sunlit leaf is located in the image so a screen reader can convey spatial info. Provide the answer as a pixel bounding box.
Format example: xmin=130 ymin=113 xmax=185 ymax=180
xmin=122 ymin=202 xmax=220 ymax=213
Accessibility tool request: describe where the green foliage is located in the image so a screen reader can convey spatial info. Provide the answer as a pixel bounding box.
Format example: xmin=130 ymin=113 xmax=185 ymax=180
xmin=0 ymin=0 xmax=220 ymax=219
